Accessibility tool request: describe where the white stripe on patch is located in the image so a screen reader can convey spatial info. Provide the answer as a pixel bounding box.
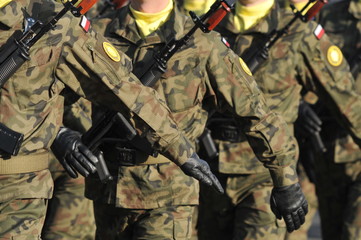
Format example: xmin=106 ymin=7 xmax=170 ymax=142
xmin=221 ymin=37 xmax=230 ymax=48
xmin=80 ymin=16 xmax=90 ymax=32
xmin=313 ymin=24 xmax=325 ymax=40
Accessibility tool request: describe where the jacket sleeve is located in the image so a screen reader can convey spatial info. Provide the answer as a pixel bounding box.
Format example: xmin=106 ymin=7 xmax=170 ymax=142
xmin=298 ymin=21 xmax=361 ymax=147
xmin=55 ymin=12 xmax=194 ymax=166
xmin=206 ymin=33 xmax=299 ymax=187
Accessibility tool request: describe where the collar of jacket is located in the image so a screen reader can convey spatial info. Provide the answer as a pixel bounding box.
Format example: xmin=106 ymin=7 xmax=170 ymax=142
xmin=220 ymin=1 xmax=281 ymax=35
xmin=349 ymin=0 xmax=361 ymax=20
xmin=107 ymin=2 xmax=188 ymax=46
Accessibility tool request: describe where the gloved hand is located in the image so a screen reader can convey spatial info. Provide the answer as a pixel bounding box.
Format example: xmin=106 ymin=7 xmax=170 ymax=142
xmin=270 ymin=182 xmax=308 ymax=233
xmin=51 ymin=127 xmax=98 ymax=178
xmin=295 ymin=101 xmax=326 ymax=153
xmin=295 ymin=101 xmax=322 ymax=138
xmin=180 ymin=153 xmax=224 ymax=194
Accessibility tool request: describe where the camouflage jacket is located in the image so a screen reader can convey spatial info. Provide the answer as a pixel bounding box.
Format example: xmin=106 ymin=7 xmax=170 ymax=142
xmin=0 ymin=0 xmax=197 ymax=174
xmin=212 ymin=2 xmax=361 ymax=173
xmin=88 ymin=3 xmax=299 ymax=209
xmin=316 ymin=0 xmax=361 ymax=164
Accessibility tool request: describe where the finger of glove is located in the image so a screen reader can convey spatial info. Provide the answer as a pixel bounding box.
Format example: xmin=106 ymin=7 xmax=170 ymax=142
xmin=73 ymin=148 xmax=97 ymax=173
xmin=291 ymin=211 xmax=301 ymax=230
xmin=284 ymin=214 xmax=296 ymax=233
xmin=191 ymin=168 xmax=213 ymax=187
xmin=61 ymin=160 xmax=78 ymax=178
xmin=298 ymin=208 xmax=306 ymax=225
xmin=270 ymin=197 xmax=282 ymax=219
xmin=302 ymin=201 xmax=309 ymax=214
xmin=303 ymin=120 xmax=321 ymax=133
xmin=78 ymin=145 xmax=99 ymax=165
xmin=306 ymin=110 xmax=322 ymax=126
xmin=209 ymin=173 xmax=224 ymax=194
xmin=69 ymin=154 xmax=90 ymax=177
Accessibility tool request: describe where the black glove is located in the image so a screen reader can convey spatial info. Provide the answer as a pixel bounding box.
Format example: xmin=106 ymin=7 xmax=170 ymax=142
xmin=270 ymin=182 xmax=308 ymax=233
xmin=295 ymin=101 xmax=326 ymax=153
xmin=180 ymin=153 xmax=224 ymax=194
xmin=295 ymin=101 xmax=322 ymax=138
xmin=51 ymin=127 xmax=98 ymax=178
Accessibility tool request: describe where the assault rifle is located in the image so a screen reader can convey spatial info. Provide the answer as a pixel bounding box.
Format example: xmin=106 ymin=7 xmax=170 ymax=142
xmin=82 ymin=0 xmax=236 ymax=171
xmin=241 ymin=0 xmax=328 ymax=74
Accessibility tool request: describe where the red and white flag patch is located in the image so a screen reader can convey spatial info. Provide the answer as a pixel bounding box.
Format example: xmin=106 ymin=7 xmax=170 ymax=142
xmin=80 ymin=15 xmax=91 ymax=32
xmin=313 ymin=24 xmax=325 ymax=40
xmin=221 ymin=37 xmax=230 ymax=48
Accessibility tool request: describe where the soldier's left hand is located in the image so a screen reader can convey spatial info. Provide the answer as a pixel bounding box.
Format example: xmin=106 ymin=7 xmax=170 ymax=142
xmin=180 ymin=153 xmax=224 ymax=194
xmin=270 ymin=182 xmax=308 ymax=233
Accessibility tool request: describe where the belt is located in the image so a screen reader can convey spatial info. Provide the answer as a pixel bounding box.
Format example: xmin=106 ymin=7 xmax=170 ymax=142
xmin=112 ymin=147 xmax=170 ymax=166
xmin=210 ymin=125 xmax=246 ymax=143
xmin=0 ymin=152 xmax=50 ymax=174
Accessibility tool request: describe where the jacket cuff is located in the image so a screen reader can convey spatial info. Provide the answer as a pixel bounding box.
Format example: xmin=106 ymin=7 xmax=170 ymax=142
xmin=269 ymin=164 xmax=299 ymax=187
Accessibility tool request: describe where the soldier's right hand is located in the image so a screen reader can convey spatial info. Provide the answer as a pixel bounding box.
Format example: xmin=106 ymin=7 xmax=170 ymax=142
xmin=180 ymin=153 xmax=224 ymax=194
xmin=51 ymin=127 xmax=98 ymax=178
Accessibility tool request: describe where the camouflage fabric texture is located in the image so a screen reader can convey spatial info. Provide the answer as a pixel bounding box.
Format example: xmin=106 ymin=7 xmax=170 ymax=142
xmin=42 ymin=161 xmax=95 ymax=240
xmin=192 ymin=0 xmax=361 ymax=239
xmin=84 ymin=2 xmax=298 ymax=239
xmin=312 ymin=1 xmax=361 ymax=239
xmin=93 ymin=202 xmax=194 ymax=240
xmin=0 ymin=170 xmax=53 ymax=239
xmin=0 ymin=0 xmax=206 ymax=238
xmin=41 ymin=97 xmax=95 ymax=240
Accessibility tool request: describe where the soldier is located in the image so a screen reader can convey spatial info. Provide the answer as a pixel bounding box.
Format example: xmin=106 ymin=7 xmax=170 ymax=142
xmin=311 ymin=0 xmax=361 ymax=239
xmin=188 ymin=0 xmax=361 ymax=239
xmin=0 ymin=0 xmax=222 ymax=238
xmin=82 ymin=0 xmax=308 ymax=239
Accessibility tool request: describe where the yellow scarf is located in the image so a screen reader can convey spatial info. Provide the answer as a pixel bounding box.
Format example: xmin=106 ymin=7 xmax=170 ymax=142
xmin=183 ymin=0 xmax=215 ymax=15
xmin=234 ymin=0 xmax=274 ymax=31
xmin=130 ymin=0 xmax=173 ymax=38
xmin=0 ymin=0 xmax=12 ymax=8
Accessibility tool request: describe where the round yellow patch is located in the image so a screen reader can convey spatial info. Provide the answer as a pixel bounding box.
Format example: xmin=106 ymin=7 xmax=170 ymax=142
xmin=327 ymin=45 xmax=343 ymax=67
xmin=103 ymin=42 xmax=120 ymax=62
xmin=239 ymin=58 xmax=252 ymax=76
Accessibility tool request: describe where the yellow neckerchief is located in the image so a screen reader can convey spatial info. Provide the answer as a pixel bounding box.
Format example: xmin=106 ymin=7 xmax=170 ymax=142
xmin=292 ymin=1 xmax=316 ymax=14
xmin=183 ymin=0 xmax=215 ymax=15
xmin=234 ymin=0 xmax=274 ymax=32
xmin=0 ymin=0 xmax=12 ymax=8
xmin=129 ymin=0 xmax=173 ymax=38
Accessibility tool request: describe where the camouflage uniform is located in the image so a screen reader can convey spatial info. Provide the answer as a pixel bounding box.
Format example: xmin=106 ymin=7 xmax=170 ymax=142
xmin=42 ymin=97 xmax=95 ymax=240
xmin=313 ymin=1 xmax=361 ymax=239
xmin=0 ymin=0 xmax=204 ymax=238
xmin=194 ymin=2 xmax=361 ymax=240
xmin=86 ymin=3 xmax=300 ymax=239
